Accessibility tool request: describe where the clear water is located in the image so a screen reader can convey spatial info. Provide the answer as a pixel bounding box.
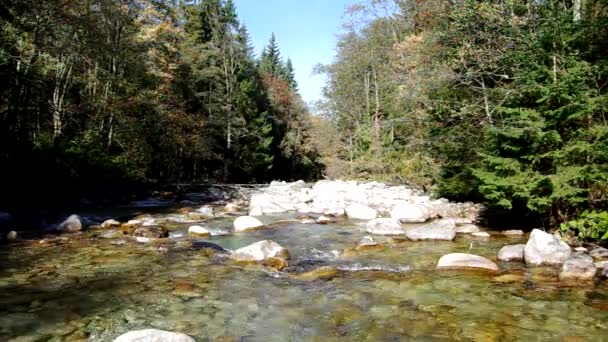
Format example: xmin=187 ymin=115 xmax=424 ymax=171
xmin=1 ymin=210 xmax=607 ymax=341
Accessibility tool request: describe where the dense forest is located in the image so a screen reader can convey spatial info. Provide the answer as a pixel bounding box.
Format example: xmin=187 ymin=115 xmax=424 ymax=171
xmin=0 ymin=0 xmax=321 ymax=209
xmin=1 ymin=0 xmax=607 ymax=239
xmin=314 ymin=0 xmax=608 ymax=238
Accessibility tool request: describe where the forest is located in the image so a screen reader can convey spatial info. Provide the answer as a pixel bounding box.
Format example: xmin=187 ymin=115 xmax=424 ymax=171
xmin=315 ymin=0 xmax=608 ymax=239
xmin=1 ymin=0 xmax=607 ymax=240
xmin=0 ymin=0 xmax=321 ymax=209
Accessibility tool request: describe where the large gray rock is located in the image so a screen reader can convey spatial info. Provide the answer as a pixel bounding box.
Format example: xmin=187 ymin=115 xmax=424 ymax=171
xmin=436 ymin=253 xmax=499 ymax=271
xmin=455 ymin=224 xmax=480 ymax=234
xmin=230 ymin=240 xmax=290 ymax=261
xmin=590 ymin=247 xmax=608 ymax=261
xmin=390 ymin=204 xmax=430 ymax=223
xmin=405 ymin=220 xmax=456 ymax=241
xmin=524 ymin=229 xmax=571 ymax=266
xmin=365 ymin=218 xmax=404 ymax=235
xmin=345 ymin=203 xmax=377 ymax=220
xmin=113 ymin=329 xmax=195 ymax=342
xmin=59 ymin=214 xmax=82 ymax=233
xmin=249 ymin=192 xmax=295 ymax=215
xmin=497 ymin=244 xmax=525 ymax=262
xmin=559 ymin=254 xmax=597 ymax=281
xmin=233 ymin=216 xmax=264 ymax=232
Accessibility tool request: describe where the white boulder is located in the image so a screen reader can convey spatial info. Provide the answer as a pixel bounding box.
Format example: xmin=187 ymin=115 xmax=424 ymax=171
xmin=524 ymin=229 xmax=571 ymax=266
xmin=233 ymin=216 xmax=264 ymax=232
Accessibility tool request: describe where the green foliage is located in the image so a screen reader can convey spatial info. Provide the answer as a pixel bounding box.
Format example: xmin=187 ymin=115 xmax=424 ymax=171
xmin=561 ymin=210 xmax=608 ymax=241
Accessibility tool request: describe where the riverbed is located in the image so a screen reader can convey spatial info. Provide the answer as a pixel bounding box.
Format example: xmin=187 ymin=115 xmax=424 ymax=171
xmin=1 ymin=208 xmax=608 ymax=341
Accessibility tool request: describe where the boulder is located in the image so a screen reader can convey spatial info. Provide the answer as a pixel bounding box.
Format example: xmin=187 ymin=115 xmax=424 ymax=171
xmin=559 ymin=254 xmax=597 ymax=281
xmin=113 ymin=329 xmax=195 ymax=342
xmin=249 ymin=193 xmax=295 ymax=215
xmin=455 ymin=224 xmax=480 ymax=234
xmin=345 ymin=203 xmax=377 ymax=220
xmin=596 ymin=261 xmax=608 ymax=278
xmin=501 ymin=230 xmax=525 ymax=236
xmin=524 ymin=229 xmax=572 ymax=266
xmin=437 ymin=253 xmax=499 ymax=271
xmin=101 ymin=219 xmax=121 ymax=229
xmin=355 ymin=235 xmax=383 ymax=251
xmin=230 ymin=240 xmax=290 ymax=262
xmin=224 ymin=203 xmax=240 ymax=212
xmin=188 ymin=225 xmax=210 ymax=237
xmin=6 ymin=230 xmax=17 ymax=242
xmin=390 ymin=204 xmax=430 ymax=223
xmin=59 ymin=214 xmax=82 ymax=233
xmin=497 ymin=244 xmax=525 ymax=262
xmin=233 ymin=216 xmax=264 ymax=232
xmin=133 ymin=226 xmax=168 ymax=239
xmin=248 ymin=206 xmax=263 ymax=216
xmin=590 ymin=247 xmax=608 ymax=261
xmin=472 ymin=232 xmax=490 ymax=238
xmin=316 ymin=215 xmax=333 ymax=224
xmin=196 ymin=205 xmax=215 ymax=219
xmin=405 ymin=220 xmax=456 ymax=241
xmin=365 ymin=218 xmax=404 ymax=235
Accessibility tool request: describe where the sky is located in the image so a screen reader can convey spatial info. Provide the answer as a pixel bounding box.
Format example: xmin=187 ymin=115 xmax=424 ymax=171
xmin=234 ymin=0 xmax=353 ymax=105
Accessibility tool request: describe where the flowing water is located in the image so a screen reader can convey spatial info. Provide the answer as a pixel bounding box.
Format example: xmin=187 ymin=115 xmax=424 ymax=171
xmin=1 ymin=207 xmax=608 ymax=341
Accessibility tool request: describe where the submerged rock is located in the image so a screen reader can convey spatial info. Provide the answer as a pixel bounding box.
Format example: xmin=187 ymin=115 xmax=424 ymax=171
xmin=501 ymin=230 xmax=525 ymax=236
xmin=345 ymin=203 xmax=377 ymax=220
xmin=497 ymin=244 xmax=525 ymax=262
xmin=233 ymin=216 xmax=264 ymax=232
xmin=101 ymin=219 xmax=121 ymax=229
xmin=436 ymin=253 xmax=499 ymax=271
xmin=316 ymin=215 xmax=333 ymax=224
xmin=560 ymin=254 xmax=597 ymax=282
xmin=524 ymin=229 xmax=571 ymax=266
xmin=472 ymin=232 xmax=490 ymax=238
xmin=355 ymin=235 xmax=385 ymax=251
xmin=405 ymin=220 xmax=456 ymax=241
xmin=230 ymin=240 xmax=290 ymax=262
xmin=113 ymin=329 xmax=195 ymax=342
xmin=292 ymin=266 xmax=339 ymax=281
xmin=390 ymin=204 xmax=430 ymax=223
xmin=133 ymin=226 xmax=168 ymax=239
xmin=365 ymin=218 xmax=403 ymax=235
xmin=188 ymin=225 xmax=210 ymax=237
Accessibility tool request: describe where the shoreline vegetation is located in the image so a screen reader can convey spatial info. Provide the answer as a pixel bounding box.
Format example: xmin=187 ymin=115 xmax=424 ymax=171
xmin=1 ymin=1 xmax=607 ymax=242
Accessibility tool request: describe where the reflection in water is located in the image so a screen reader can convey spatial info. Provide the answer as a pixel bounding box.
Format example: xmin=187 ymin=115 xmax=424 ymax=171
xmin=1 ymin=212 xmax=607 ymax=341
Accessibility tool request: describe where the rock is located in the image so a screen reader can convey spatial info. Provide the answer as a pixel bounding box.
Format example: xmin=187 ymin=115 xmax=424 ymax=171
xmin=497 ymin=244 xmax=525 ymax=262
xmin=133 ymin=226 xmax=168 ymax=239
xmin=524 ymin=229 xmax=571 ymax=266
xmin=249 ymin=192 xmax=295 ymax=215
xmin=355 ymin=235 xmax=383 ymax=251
xmin=323 ymin=208 xmax=345 ymax=217
xmin=233 ymin=216 xmax=264 ymax=232
xmin=559 ymin=254 xmax=597 ymax=281
xmin=59 ymin=214 xmax=82 ymax=233
xmin=405 ymin=220 xmax=456 ymax=241
xmin=390 ymin=204 xmax=430 ymax=223
xmin=6 ymin=231 xmax=17 ymax=242
xmin=345 ymin=203 xmax=377 ymax=220
xmin=230 ymin=240 xmax=290 ymax=262
xmin=188 ymin=225 xmax=210 ymax=237
xmin=316 ymin=215 xmax=333 ymax=224
xmin=596 ymin=261 xmax=608 ymax=278
xmin=113 ymin=329 xmax=195 ymax=342
xmin=590 ymin=247 xmax=608 ymax=261
xmin=101 ymin=219 xmax=121 ymax=229
xmin=196 ymin=205 xmax=215 ymax=218
xmin=365 ymin=218 xmax=403 ymax=235
xmin=248 ymin=206 xmax=263 ymax=216
xmin=501 ymin=230 xmax=525 ymax=235
xmin=120 ymin=220 xmax=143 ymax=234
xmin=99 ymin=229 xmax=124 ymax=239
xmin=177 ymin=207 xmax=193 ymax=214
xmin=455 ymin=224 xmax=480 ymax=234
xmin=574 ymin=247 xmax=588 ymax=253
xmin=224 ymin=203 xmax=240 ymax=212
xmin=292 ymin=266 xmax=339 ymax=281
xmin=472 ymin=232 xmax=490 ymax=238
xmin=436 ymin=253 xmax=499 ymax=271
xmin=261 ymin=257 xmax=288 ymax=271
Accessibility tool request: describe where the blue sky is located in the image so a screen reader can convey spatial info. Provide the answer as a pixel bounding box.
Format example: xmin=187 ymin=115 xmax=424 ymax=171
xmin=234 ymin=0 xmax=353 ymax=105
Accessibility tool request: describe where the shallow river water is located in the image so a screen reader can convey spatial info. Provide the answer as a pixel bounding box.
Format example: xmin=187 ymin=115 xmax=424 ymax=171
xmin=1 ymin=209 xmax=608 ymax=341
